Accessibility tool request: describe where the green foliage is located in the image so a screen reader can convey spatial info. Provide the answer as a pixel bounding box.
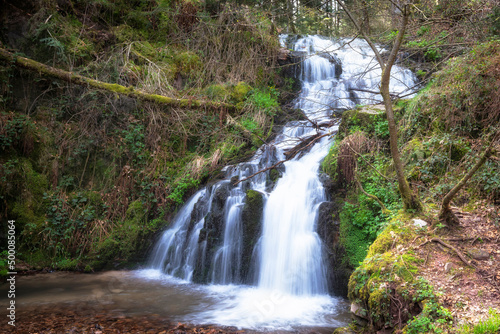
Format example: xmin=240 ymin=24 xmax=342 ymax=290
xmin=0 ymin=112 xmax=39 ymax=153
xmin=0 ymin=251 xmax=8 ymax=276
xmin=339 ymin=157 xmax=402 ymax=268
xmin=405 ymin=41 xmax=500 ymax=136
xmin=489 ymin=6 xmax=500 ymax=36
xmin=404 ymin=279 xmax=453 ymax=334
xmin=0 ymin=0 xmax=282 ymax=272
xmin=417 ymin=26 xmax=430 ymax=36
xmin=246 ymin=87 xmax=280 ymax=116
xmin=42 ymin=190 xmax=107 ymax=257
xmin=471 ymin=160 xmax=500 ymax=198
xmin=458 ymin=308 xmax=500 ymax=334
xmin=167 ymin=175 xmax=200 ymax=204
xmin=119 ymin=123 xmax=147 ymax=165
xmin=374 ymin=118 xmax=389 ymax=139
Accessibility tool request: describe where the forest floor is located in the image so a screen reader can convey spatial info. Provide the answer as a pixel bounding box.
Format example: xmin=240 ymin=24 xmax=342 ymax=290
xmin=415 ymin=205 xmax=500 ymax=326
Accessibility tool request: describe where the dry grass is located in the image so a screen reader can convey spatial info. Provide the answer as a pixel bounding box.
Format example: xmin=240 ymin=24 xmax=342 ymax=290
xmin=337 ymin=131 xmax=370 ymax=187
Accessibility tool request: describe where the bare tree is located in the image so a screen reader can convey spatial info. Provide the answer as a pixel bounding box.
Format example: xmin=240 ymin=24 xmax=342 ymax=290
xmin=334 ymin=0 xmax=423 ymax=212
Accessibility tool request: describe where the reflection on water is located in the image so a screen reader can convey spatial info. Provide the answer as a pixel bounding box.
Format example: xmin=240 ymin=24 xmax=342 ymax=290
xmin=0 ymin=270 xmax=350 ymax=332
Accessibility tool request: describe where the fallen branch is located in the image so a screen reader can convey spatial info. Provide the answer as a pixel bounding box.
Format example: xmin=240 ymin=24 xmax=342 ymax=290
xmin=283 ymin=133 xmax=323 ymax=159
xmin=0 ymin=47 xmax=238 ymax=111
xmin=234 ymin=132 xmax=332 ymax=185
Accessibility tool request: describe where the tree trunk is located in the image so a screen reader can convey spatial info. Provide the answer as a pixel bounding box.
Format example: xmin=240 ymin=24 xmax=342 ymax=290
xmin=0 ymin=48 xmax=238 ymax=111
xmin=380 ymin=6 xmax=422 ymax=212
xmin=439 ymin=135 xmax=497 ymax=225
xmin=335 ymin=0 xmax=423 ymax=212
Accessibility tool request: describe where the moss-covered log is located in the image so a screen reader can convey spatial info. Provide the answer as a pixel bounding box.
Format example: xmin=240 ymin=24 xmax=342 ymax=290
xmin=0 ymin=48 xmax=239 ymax=111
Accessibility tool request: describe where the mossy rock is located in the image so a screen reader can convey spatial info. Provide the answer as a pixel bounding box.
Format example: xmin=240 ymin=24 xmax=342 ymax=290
xmin=338 ymin=106 xmax=386 ymax=139
xmin=268 ymin=168 xmax=282 ymax=184
xmin=240 ymin=189 xmax=264 ymax=283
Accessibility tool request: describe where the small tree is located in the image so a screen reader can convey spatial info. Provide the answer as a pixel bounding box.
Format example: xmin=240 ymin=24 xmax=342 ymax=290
xmin=439 ymin=131 xmax=499 ymax=225
xmin=335 ymin=0 xmax=423 ymax=212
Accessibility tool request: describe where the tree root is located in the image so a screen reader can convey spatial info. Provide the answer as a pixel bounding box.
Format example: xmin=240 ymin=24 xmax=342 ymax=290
xmin=419 ymin=237 xmax=476 ymax=269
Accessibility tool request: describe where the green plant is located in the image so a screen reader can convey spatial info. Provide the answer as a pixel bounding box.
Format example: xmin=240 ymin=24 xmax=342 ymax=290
xmin=167 ymin=175 xmax=200 ymax=204
xmin=404 ymin=278 xmax=453 ymax=334
xmin=374 ymin=119 xmax=389 ymax=139
xmin=0 ymin=250 xmax=8 ymax=276
xmin=417 ymin=26 xmax=430 ymax=36
xmin=247 ymin=87 xmax=279 ymax=116
xmin=458 ymin=308 xmax=500 ymax=334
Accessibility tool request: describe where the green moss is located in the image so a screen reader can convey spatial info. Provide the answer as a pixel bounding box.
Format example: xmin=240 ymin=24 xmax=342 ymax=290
xmin=338 ymin=107 xmax=386 ymax=139
xmin=205 ymin=84 xmax=230 ymax=101
xmin=113 ymin=24 xmax=148 ymax=42
xmin=231 ymin=82 xmax=252 ymax=103
xmin=268 ymin=168 xmax=281 ymax=183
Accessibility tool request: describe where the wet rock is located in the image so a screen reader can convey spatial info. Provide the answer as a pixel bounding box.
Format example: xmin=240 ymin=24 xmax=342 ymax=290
xmin=193 ymin=183 xmax=231 ymax=283
xmin=316 ymin=200 xmax=350 ymax=297
xmin=317 ymin=52 xmax=342 ymax=78
xmin=318 ymin=173 xmax=334 ymax=197
xmin=468 ymin=248 xmax=490 ymax=260
xmin=266 ymin=168 xmax=283 ymax=190
xmin=230 ymin=175 xmax=239 ymax=185
xmin=333 ymin=327 xmax=357 ymax=334
xmin=240 ymin=189 xmax=264 ymax=284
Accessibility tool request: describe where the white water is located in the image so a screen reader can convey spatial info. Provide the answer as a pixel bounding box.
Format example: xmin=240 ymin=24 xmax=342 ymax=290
xmin=144 ymin=35 xmax=418 ymax=330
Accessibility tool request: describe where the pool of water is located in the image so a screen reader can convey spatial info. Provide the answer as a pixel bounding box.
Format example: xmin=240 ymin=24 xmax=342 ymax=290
xmin=0 ymin=270 xmax=350 ymax=332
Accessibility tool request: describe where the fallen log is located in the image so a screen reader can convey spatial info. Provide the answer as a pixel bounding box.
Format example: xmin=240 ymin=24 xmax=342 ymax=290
xmin=0 ymin=47 xmax=239 ymax=111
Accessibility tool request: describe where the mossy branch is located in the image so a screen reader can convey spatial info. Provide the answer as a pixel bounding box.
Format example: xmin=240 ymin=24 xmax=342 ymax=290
xmin=0 ymin=48 xmax=239 ymax=111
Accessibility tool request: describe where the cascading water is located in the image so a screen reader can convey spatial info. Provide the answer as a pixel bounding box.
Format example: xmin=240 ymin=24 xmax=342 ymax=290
xmin=144 ymin=34 xmax=418 ymax=330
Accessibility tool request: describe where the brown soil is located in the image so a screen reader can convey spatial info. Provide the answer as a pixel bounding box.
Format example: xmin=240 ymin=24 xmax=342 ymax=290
xmin=416 ymin=205 xmax=500 ymax=326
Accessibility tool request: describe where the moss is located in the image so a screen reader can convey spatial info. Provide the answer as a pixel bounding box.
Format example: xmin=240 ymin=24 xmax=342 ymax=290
xmin=338 ymin=106 xmax=386 ymax=139
xmin=268 ymin=168 xmax=281 ymax=183
xmin=9 ymin=158 xmax=48 ymax=230
xmin=366 ymin=222 xmax=403 ymax=258
xmin=231 ymin=82 xmax=252 ymax=103
xmin=403 ymin=137 xmax=427 ymax=163
xmin=126 ymin=200 xmax=146 ymax=222
xmin=113 ymin=24 xmax=148 ymax=42
xmin=205 ymin=84 xmax=230 ymax=101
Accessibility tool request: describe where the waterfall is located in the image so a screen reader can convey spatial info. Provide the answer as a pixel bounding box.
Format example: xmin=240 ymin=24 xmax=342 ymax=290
xmin=146 ymin=34 xmax=417 ymax=328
